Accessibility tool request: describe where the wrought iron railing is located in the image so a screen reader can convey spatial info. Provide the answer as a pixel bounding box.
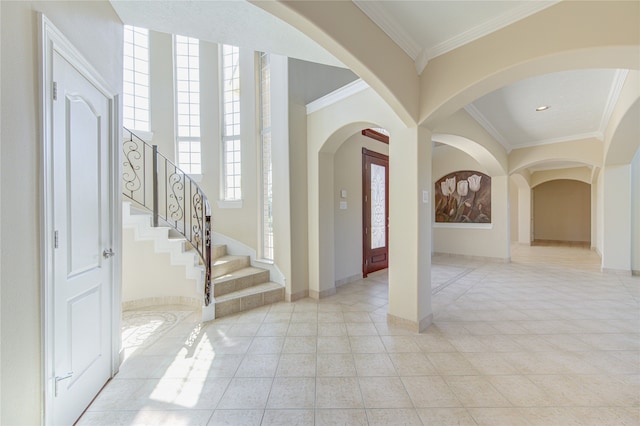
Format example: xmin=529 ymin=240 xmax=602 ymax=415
xmin=122 ymin=128 xmax=212 ymax=305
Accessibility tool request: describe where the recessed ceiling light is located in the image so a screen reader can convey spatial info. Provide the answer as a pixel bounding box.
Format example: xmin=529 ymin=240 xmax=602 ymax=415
xmin=535 ymin=105 xmax=550 ymax=111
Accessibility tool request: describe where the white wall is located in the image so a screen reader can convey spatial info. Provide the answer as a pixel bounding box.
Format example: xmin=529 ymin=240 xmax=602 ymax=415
xmin=0 ymin=2 xmax=123 ymax=423
xmin=288 ymin=102 xmax=310 ymax=300
xmin=145 ymin=36 xmax=260 ymax=251
xmin=509 ymin=178 xmax=519 ymax=242
xmin=333 ymin=133 xmax=389 ymax=284
xmin=270 ymin=55 xmax=294 ymax=296
xmin=602 ymin=165 xmax=632 ymax=272
xmin=595 ymin=168 xmax=605 ymax=256
xmin=518 ymin=184 xmax=532 ymax=245
xmin=432 ymin=145 xmax=510 ymax=260
xmin=148 ymin=30 xmax=175 ymax=158
xmin=121 ymin=229 xmax=200 ymax=304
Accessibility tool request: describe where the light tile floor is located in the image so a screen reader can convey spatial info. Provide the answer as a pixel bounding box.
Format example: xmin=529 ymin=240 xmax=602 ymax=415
xmin=79 ymin=246 xmax=639 ymax=425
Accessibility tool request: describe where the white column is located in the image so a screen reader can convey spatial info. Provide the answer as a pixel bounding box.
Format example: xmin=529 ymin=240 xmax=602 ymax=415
xmin=632 ymin=150 xmax=640 ymax=274
xmin=270 ymin=55 xmax=293 ymax=296
xmin=388 ymin=126 xmax=432 ymax=332
xmin=591 ymin=171 xmax=599 ymax=251
xmin=307 ymin=150 xmax=336 ymax=300
xmin=148 ymin=30 xmax=179 ymax=159
xmin=602 ymin=165 xmax=632 ymax=273
xmin=518 ymin=185 xmax=532 ymax=245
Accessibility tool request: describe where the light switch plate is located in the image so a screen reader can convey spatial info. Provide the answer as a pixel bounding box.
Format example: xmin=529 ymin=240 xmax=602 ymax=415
xmin=339 ymin=201 xmax=347 ymax=210
xmin=422 ymin=190 xmax=429 ymax=203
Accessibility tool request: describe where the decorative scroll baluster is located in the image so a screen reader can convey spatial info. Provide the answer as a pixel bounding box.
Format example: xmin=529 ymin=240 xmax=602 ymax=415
xmin=122 ymin=128 xmax=212 ymax=306
xmin=152 ymin=145 xmax=159 ymax=227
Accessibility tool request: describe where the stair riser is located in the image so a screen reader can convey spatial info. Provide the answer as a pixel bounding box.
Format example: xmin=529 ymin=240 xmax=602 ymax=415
xmin=215 ymin=287 xmax=284 ymax=319
xmin=212 ymin=257 xmax=250 ymax=278
xmin=212 ymin=245 xmax=227 ymax=260
xmin=214 ymin=270 xmax=270 ymax=297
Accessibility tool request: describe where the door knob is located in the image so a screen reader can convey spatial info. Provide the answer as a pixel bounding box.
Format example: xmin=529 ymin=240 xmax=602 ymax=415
xmin=103 ymin=248 xmax=115 ymax=258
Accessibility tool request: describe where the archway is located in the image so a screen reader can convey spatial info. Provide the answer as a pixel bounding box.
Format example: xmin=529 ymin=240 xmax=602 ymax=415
xmin=532 ymin=179 xmax=591 ymax=246
xmin=431 ymin=135 xmax=510 ymax=260
xmin=306 ymin=85 xmax=405 ymax=300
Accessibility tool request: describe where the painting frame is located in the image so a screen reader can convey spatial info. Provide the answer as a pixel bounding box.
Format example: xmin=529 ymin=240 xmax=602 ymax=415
xmin=435 ymin=170 xmax=491 ymax=223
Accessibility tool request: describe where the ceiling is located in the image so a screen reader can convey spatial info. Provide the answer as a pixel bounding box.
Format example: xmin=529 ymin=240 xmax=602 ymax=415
xmin=111 ymin=0 xmax=628 ymax=167
xmin=109 ymin=0 xmax=345 ymax=67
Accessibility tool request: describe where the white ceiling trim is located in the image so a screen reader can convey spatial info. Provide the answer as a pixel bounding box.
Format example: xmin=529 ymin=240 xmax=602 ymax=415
xmin=464 ymin=104 xmax=511 ymax=152
xmin=306 ymin=79 xmax=370 ymax=115
xmin=598 ymin=69 xmax=629 ymax=136
xmin=424 ymin=1 xmax=559 ymax=69
xmin=414 ymin=50 xmax=430 ymax=75
xmin=353 ymin=1 xmax=421 ymax=59
xmin=513 ymin=131 xmax=604 ymax=151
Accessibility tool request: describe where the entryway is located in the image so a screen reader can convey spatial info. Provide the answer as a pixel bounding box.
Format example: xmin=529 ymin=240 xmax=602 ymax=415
xmin=362 ymin=148 xmax=389 ymax=277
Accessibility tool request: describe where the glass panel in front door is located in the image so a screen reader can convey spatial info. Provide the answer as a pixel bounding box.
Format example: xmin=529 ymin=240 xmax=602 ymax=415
xmin=370 ymin=163 xmax=386 ymax=249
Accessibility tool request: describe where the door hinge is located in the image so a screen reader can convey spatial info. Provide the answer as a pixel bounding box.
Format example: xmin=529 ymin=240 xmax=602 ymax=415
xmin=54 ymin=230 xmax=59 ymax=249
xmin=53 ymin=82 xmax=57 ymax=101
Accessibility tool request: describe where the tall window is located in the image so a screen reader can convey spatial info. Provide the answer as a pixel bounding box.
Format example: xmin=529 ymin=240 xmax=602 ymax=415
xmin=259 ymin=53 xmax=273 ymax=260
xmin=175 ymin=35 xmax=201 ymax=174
xmin=123 ymin=26 xmax=150 ymax=132
xmin=222 ymin=44 xmax=241 ymax=200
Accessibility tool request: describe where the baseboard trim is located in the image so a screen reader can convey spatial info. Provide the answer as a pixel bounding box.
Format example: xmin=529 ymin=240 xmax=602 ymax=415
xmin=601 ymin=267 xmax=632 ymax=276
xmin=286 ymin=289 xmax=309 ymax=302
xmin=433 ymin=252 xmax=510 ymax=263
xmin=632 ymin=270 xmax=639 ymax=277
xmin=309 ymin=287 xmax=337 ymax=300
xmin=387 ymin=312 xmax=433 ymax=333
xmin=335 ymin=273 xmax=363 ymax=287
xmin=123 ymin=296 xmax=201 ymax=311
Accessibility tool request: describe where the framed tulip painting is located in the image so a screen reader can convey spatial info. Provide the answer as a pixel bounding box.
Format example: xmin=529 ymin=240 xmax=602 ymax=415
xmin=435 ymin=171 xmax=491 ymax=223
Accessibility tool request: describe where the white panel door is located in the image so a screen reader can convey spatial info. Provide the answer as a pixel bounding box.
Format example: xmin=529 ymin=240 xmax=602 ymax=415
xmin=52 ymin=51 xmax=113 ymax=426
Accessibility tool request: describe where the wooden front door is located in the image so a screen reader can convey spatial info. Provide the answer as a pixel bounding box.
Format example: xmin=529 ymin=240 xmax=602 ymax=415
xmin=362 ymin=149 xmax=389 ymax=277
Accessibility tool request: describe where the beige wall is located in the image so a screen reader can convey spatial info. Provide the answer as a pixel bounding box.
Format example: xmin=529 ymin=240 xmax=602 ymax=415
xmin=333 ymin=133 xmax=389 ymax=284
xmin=0 ymin=1 xmax=123 ymax=423
xmin=533 ymin=180 xmax=591 ymax=243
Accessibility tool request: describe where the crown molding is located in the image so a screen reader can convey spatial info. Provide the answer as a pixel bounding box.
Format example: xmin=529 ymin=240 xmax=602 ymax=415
xmin=464 ymin=104 xmax=511 ymax=151
xmin=415 ymin=49 xmax=430 ymax=75
xmin=598 ymin=69 xmax=629 ymax=136
xmin=427 ymin=1 xmax=559 ymax=60
xmin=511 ymin=131 xmax=603 ymax=151
xmin=353 ymin=0 xmax=421 ymax=59
xmin=306 ymin=79 xmax=369 ymax=115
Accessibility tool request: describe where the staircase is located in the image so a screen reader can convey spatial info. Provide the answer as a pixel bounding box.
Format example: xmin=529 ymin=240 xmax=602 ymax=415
xmin=122 ymin=129 xmax=284 ymax=319
xmin=124 ymin=201 xmax=285 ymax=318
xmin=212 ymin=246 xmax=284 ymax=318
xmin=123 ymin=201 xmax=205 ymax=291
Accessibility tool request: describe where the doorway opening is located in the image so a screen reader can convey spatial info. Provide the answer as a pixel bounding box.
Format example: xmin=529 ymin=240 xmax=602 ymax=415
xmin=362 ymin=148 xmax=389 ymax=277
